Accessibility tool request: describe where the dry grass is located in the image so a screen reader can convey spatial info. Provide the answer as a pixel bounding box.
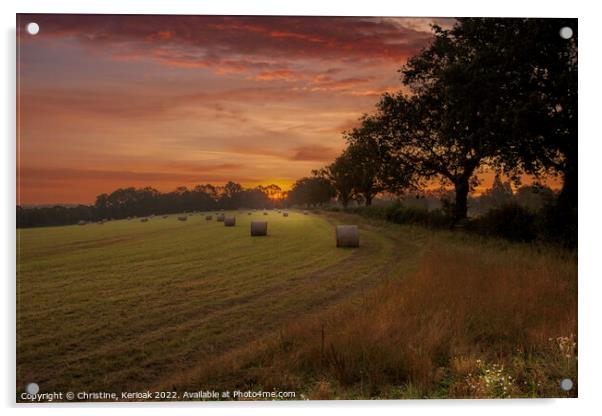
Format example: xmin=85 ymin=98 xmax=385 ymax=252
xmin=170 ymin=237 xmax=576 ymax=399
xmin=17 ymin=210 xmax=576 ymax=400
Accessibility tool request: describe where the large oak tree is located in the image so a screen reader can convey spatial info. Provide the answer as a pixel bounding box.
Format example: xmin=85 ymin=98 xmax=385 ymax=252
xmin=369 ymin=18 xmax=577 ymax=220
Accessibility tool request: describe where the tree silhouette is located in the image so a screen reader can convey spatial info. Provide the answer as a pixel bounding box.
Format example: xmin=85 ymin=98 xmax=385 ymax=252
xmin=364 ymin=18 xmax=576 ymax=221
xmin=345 ymin=124 xmax=410 ymax=206
xmin=449 ymin=18 xmax=577 ymax=209
xmin=287 ymin=176 xmax=335 ymax=207
xmin=321 ymin=151 xmax=356 ymax=208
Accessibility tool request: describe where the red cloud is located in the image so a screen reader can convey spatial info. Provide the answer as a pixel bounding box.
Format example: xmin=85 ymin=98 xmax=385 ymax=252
xmin=290 ymin=145 xmax=341 ymax=162
xmin=18 ymin=14 xmax=439 ymax=68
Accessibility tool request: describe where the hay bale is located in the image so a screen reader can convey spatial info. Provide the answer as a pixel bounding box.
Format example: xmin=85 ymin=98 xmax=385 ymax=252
xmin=336 ymin=225 xmax=359 ymax=248
xmin=224 ymin=217 xmax=236 ymax=227
xmin=205 ymin=215 xmax=213 ymax=220
xmin=178 ymin=216 xmax=187 ymax=221
xmin=263 ymin=212 xmax=268 ymax=216
xmin=251 ymin=221 xmax=268 ymax=236
xmin=217 ymin=213 xmax=225 ymax=222
xmin=140 ymin=218 xmax=149 ymax=223
xmin=248 ymin=212 xmax=252 ymax=215
xmin=283 ymin=212 xmax=289 ymax=217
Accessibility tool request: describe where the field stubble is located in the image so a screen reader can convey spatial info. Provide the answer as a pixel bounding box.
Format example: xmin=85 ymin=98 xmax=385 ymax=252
xmin=16 ymin=210 xmax=576 ymax=399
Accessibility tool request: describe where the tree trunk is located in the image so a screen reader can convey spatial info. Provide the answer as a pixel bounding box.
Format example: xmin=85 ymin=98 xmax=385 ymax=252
xmin=453 ymin=176 xmax=470 ymax=222
xmin=341 ymin=197 xmax=349 ymax=209
xmin=559 ymin=152 xmax=577 ymax=210
xmin=365 ymin=194 xmax=373 ymax=206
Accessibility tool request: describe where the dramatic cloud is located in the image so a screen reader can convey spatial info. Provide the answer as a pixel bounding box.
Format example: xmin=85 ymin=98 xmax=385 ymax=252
xmin=290 ymin=145 xmax=340 ymax=162
xmin=16 ymin=14 xmax=446 ymax=204
xmin=19 ymin=14 xmax=436 ymax=64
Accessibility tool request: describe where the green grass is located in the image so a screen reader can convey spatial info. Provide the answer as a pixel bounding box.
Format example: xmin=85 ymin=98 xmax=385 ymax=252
xmin=16 ymin=210 xmax=576 ymax=400
xmin=17 ymin=210 xmax=427 ymax=395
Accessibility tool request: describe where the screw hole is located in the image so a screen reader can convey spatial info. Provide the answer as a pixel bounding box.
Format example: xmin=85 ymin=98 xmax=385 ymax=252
xmin=559 ymin=26 xmax=573 ymax=40
xmin=25 ymin=382 xmax=39 ymax=395
xmin=26 ymin=22 xmax=40 ymax=36
xmin=560 ymin=378 xmax=573 ymax=391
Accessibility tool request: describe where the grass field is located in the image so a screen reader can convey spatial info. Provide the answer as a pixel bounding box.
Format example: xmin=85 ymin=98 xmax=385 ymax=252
xmin=16 ymin=210 xmax=577 ymax=400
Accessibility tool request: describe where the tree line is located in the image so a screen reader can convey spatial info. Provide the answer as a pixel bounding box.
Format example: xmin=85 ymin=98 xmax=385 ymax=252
xmin=289 ymin=18 xmax=577 ymax=225
xmin=17 ymin=182 xmax=284 ymax=228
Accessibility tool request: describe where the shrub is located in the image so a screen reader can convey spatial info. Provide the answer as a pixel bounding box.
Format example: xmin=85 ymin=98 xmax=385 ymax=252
xmin=537 ymin=203 xmax=578 ymax=248
xmin=351 ymin=203 xmax=452 ymax=229
xmin=337 ymin=201 xmax=575 ymax=247
xmin=467 ymin=203 xmax=537 ymax=242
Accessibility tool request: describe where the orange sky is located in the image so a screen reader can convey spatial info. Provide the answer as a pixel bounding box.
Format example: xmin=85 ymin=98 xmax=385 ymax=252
xmin=16 ymin=14 xmax=560 ymax=205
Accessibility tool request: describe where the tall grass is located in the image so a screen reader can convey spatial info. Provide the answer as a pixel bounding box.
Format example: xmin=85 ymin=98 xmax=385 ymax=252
xmin=176 ymin=240 xmax=577 ymax=399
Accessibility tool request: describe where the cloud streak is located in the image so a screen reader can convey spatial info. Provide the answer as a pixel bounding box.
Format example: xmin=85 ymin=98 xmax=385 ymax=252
xmin=16 ymin=14 xmax=445 ymax=204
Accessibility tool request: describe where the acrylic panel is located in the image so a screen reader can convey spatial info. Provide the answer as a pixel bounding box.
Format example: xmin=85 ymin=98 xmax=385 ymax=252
xmin=16 ymin=14 xmax=578 ymax=402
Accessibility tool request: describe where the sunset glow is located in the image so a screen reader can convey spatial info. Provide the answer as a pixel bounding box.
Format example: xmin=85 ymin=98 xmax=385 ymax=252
xmin=16 ymin=14 xmax=559 ymax=205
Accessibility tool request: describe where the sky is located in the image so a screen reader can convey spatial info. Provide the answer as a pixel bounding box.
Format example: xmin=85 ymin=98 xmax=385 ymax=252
xmin=16 ymin=14 xmax=559 ymax=205
xmin=16 ymin=14 xmax=455 ymax=204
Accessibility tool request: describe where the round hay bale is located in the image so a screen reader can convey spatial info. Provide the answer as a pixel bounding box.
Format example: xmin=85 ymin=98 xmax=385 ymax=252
xmin=178 ymin=216 xmax=187 ymax=221
xmin=250 ymin=221 xmax=268 ymax=236
xmin=217 ymin=213 xmax=225 ymax=222
xmin=283 ymin=212 xmax=289 ymax=217
xmin=205 ymin=215 xmax=213 ymax=220
xmin=224 ymin=217 xmax=236 ymax=227
xmin=336 ymin=225 xmax=359 ymax=248
xmin=140 ymin=218 xmax=149 ymax=223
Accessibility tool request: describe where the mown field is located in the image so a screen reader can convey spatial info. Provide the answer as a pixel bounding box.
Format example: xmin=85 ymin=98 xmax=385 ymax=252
xmin=16 ymin=210 xmax=577 ymax=400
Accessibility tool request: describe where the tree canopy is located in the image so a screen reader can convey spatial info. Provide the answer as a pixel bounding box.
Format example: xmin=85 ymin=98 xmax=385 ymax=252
xmin=320 ymin=18 xmax=577 ymax=221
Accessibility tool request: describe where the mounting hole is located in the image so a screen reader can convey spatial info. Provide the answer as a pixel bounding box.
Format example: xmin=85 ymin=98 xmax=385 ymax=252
xmin=559 ymin=26 xmax=573 ymax=40
xmin=25 ymin=382 xmax=39 ymax=395
xmin=26 ymin=22 xmax=40 ymax=35
xmin=560 ymin=378 xmax=573 ymax=391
